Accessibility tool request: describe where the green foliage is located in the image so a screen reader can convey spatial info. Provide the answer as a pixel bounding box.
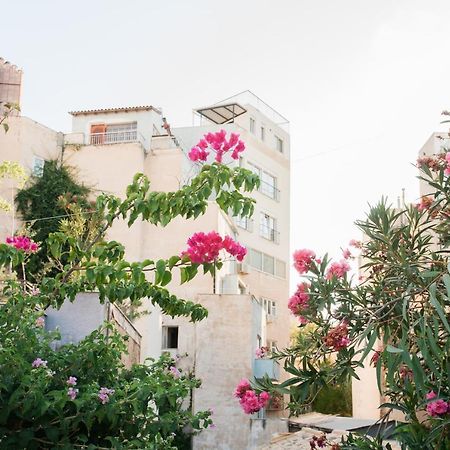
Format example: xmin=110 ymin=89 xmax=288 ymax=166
xmin=313 ymin=380 xmax=352 ymax=416
xmin=267 ymin=135 xmax=450 ymax=448
xmin=0 ymin=155 xmax=258 ymax=447
xmin=0 ymin=298 xmax=211 ymax=449
xmin=15 ymin=160 xmax=91 ymax=279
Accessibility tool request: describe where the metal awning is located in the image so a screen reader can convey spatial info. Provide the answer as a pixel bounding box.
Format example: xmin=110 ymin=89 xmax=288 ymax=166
xmin=195 ymin=102 xmax=247 ymax=124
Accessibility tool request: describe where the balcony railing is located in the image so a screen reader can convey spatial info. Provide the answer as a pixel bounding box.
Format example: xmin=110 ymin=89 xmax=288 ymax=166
xmin=259 ymin=180 xmax=280 ymax=201
xmin=260 ymin=224 xmax=280 ymax=244
xmin=89 ymin=130 xmax=140 ymax=145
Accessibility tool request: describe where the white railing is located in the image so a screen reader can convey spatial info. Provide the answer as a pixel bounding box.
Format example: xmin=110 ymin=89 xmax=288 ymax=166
xmin=89 ymin=130 xmax=139 ymax=145
xmin=259 ymin=180 xmax=280 ymax=201
xmin=260 ymin=224 xmax=280 ymax=244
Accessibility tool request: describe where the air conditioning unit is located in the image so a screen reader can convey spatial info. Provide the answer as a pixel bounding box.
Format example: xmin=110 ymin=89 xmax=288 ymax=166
xmin=237 ymin=263 xmax=250 ymax=274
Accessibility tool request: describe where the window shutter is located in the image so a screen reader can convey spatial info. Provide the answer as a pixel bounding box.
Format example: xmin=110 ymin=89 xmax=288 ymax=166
xmin=90 ymin=124 xmax=106 ymax=144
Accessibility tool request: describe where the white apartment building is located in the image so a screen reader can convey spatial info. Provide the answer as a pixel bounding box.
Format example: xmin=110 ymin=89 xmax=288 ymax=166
xmin=0 ymin=82 xmax=291 ymax=448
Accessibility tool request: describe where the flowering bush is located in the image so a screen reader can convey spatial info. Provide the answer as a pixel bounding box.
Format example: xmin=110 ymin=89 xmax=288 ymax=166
xmin=0 ymin=139 xmax=259 ymax=447
xmin=254 ymin=117 xmax=450 ymax=448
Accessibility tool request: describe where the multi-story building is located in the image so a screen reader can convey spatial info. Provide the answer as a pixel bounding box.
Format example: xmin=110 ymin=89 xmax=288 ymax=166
xmin=0 ymin=64 xmax=291 ymax=448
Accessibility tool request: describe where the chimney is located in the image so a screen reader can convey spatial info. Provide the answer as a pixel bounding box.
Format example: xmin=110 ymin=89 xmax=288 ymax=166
xmin=0 ymin=57 xmax=22 ymax=116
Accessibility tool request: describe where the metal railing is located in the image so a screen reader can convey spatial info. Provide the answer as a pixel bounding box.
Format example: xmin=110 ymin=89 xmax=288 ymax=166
xmin=260 ymin=224 xmax=280 ymax=244
xmin=259 ymin=180 xmax=280 ymax=201
xmin=89 ymin=130 xmax=139 ymax=145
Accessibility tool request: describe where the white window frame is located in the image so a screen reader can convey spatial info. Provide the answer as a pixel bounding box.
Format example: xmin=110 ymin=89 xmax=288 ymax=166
xmin=245 ymin=247 xmax=287 ymax=278
xmin=235 ymin=215 xmax=253 ymax=232
xmin=260 ymin=212 xmax=279 ymax=243
xmin=248 ymin=162 xmax=279 ymax=201
xmin=275 ymin=135 xmax=283 ymax=153
xmin=260 ymin=125 xmax=265 ymax=141
xmin=249 ymin=117 xmax=255 ymax=134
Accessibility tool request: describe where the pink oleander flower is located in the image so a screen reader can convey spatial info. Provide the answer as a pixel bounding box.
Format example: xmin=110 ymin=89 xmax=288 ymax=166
xmin=293 ymin=249 xmax=316 ymax=274
xmin=342 ymin=248 xmax=352 ymax=259
xmin=288 ymin=282 xmax=310 ymax=316
xmin=182 ymin=232 xmax=246 ymax=263
xmin=67 ymin=387 xmax=79 ymax=401
xmin=170 ymin=366 xmax=181 ymax=378
xmin=6 ymin=235 xmax=39 ymax=253
xmin=234 ymin=379 xmax=251 ymax=398
xmin=326 ymin=260 xmax=350 ymax=280
xmin=32 ymin=357 xmax=47 ymax=368
xmin=426 ymin=391 xmax=449 ymax=416
xmin=370 ymin=350 xmax=381 ymax=367
xmin=67 ymin=376 xmax=77 ymax=386
xmin=445 ymin=152 xmax=450 ymax=176
xmin=349 ymin=239 xmax=362 ymax=249
xmin=324 ymin=322 xmax=350 ymax=351
xmin=298 ymin=316 xmax=308 ymax=325
xmin=35 ymin=316 xmax=45 ymax=327
xmin=239 ymin=389 xmax=271 ymax=414
xmin=255 ymin=346 xmax=269 ymax=359
xmin=417 ymin=196 xmax=433 ymax=212
xmin=98 ymin=387 xmax=115 ymax=404
xmin=188 ymin=130 xmax=246 ymax=163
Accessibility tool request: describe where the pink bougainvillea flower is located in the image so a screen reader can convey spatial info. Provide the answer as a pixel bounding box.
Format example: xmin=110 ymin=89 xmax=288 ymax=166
xmin=6 ymin=236 xmax=39 ymax=253
xmin=32 ymin=358 xmax=47 ymax=368
xmin=35 ymin=316 xmax=45 ymax=327
xmin=326 ymin=260 xmax=350 ymax=280
xmin=426 ymin=391 xmax=449 ymax=416
xmin=324 ymin=322 xmax=350 ymax=351
xmin=182 ymin=232 xmax=246 ymax=263
xmin=188 ymin=130 xmax=246 ymax=163
xmin=293 ymin=249 xmax=316 ymax=274
xmin=67 ymin=376 xmax=77 ymax=386
xmin=288 ymin=282 xmax=310 ymax=316
xmin=98 ymin=387 xmax=115 ymax=404
xmin=67 ymin=387 xmax=79 ymax=401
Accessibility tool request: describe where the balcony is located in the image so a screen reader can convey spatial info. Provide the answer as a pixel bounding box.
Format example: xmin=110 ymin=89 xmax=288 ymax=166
xmin=254 ymin=358 xmax=280 ymax=380
xmin=260 ymin=224 xmax=280 ymax=244
xmin=89 ymin=130 xmax=142 ymax=146
xmin=260 ymin=180 xmax=280 ymax=201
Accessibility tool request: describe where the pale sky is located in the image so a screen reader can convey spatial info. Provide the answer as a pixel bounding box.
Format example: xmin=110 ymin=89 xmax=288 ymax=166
xmin=3 ymin=0 xmax=450 ymax=279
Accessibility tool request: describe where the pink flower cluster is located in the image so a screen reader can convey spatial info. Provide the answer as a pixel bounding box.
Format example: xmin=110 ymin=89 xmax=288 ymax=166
xmin=6 ymin=235 xmax=38 ymax=253
xmin=349 ymin=239 xmax=362 ymax=249
xmin=32 ymin=357 xmax=47 ymax=368
xmin=426 ymin=391 xmax=449 ymax=417
xmin=182 ymin=231 xmax=246 ymax=263
xmin=67 ymin=376 xmax=77 ymax=386
xmin=288 ymin=283 xmax=310 ymax=317
xmin=170 ymin=366 xmax=181 ymax=378
xmin=98 ymin=387 xmax=115 ymax=404
xmin=255 ymin=346 xmax=269 ymax=359
xmin=234 ymin=379 xmax=270 ymax=414
xmin=293 ymin=249 xmax=316 ymax=274
xmin=446 ymin=152 xmax=450 ymax=176
xmin=417 ymin=196 xmax=433 ymax=212
xmin=67 ymin=387 xmax=78 ymax=400
xmin=323 ymin=322 xmax=350 ymax=351
xmin=188 ymin=130 xmax=245 ymax=163
xmin=326 ymin=260 xmax=350 ymax=280
xmin=35 ymin=316 xmax=45 ymax=327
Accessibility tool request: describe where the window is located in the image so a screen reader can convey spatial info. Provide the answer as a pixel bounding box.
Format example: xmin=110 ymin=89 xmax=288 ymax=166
xmin=248 ymin=248 xmax=263 ymax=271
xmin=270 ymin=340 xmax=277 ymax=353
xmin=275 ymin=259 xmax=286 ymax=278
xmin=262 ymin=298 xmax=277 ymax=317
xmin=260 ymin=170 xmax=278 ymax=200
xmin=162 ymin=326 xmax=179 ymax=349
xmin=260 ymin=126 xmax=265 ymax=141
xmin=32 ymin=156 xmax=45 ymax=177
xmin=250 ymin=117 xmax=255 ymax=134
xmin=235 ymin=215 xmax=253 ymax=231
xmin=245 ymin=247 xmax=287 ymax=278
xmin=275 ymin=136 xmax=283 ymax=153
xmin=260 ymin=213 xmax=278 ymax=243
xmin=90 ymin=122 xmax=137 ymax=145
xmin=248 ymin=162 xmax=279 ymax=200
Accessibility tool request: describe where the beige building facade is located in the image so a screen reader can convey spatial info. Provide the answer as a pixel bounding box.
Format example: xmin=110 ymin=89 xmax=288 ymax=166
xmin=1 ymin=82 xmax=291 ymax=448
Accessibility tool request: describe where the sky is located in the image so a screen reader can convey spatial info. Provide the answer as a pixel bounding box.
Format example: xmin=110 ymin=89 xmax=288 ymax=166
xmin=3 ymin=0 xmax=450 ymax=278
